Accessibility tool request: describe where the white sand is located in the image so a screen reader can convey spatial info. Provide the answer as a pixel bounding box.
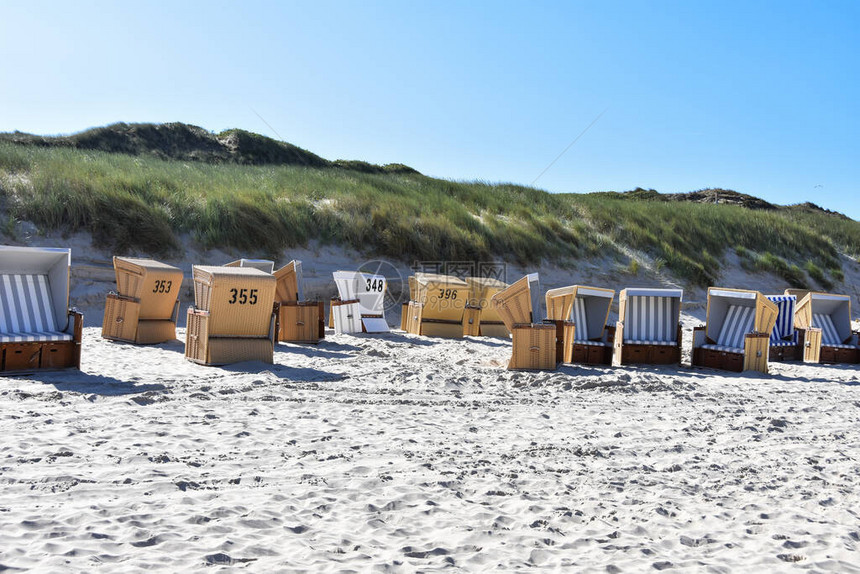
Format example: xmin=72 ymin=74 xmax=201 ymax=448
xmin=1 ymin=325 xmax=859 ymax=572
xmin=2 ymin=232 xmax=859 ymax=570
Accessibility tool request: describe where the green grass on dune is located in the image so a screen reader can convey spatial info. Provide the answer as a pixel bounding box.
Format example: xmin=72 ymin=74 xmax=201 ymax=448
xmin=0 ymin=141 xmax=856 ymax=288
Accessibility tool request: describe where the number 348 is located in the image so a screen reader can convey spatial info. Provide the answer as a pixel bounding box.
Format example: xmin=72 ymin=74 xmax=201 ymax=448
xmin=228 ymin=288 xmax=258 ymax=305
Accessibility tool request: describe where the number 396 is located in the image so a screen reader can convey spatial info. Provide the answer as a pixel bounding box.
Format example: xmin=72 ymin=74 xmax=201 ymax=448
xmin=438 ymin=288 xmax=457 ymax=300
xmin=228 ymin=288 xmax=258 ymax=305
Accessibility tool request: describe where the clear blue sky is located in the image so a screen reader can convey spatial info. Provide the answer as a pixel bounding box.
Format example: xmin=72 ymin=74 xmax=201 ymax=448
xmin=2 ymin=1 xmax=857 ymax=218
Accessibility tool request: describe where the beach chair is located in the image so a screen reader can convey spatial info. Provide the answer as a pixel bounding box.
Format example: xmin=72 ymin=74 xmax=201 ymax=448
xmin=274 ymin=260 xmax=324 ymax=343
xmin=692 ymin=287 xmax=777 ymax=373
xmin=492 ymin=274 xmax=565 ymax=370
xmin=766 ymin=294 xmax=800 ymax=361
xmin=224 ymin=259 xmax=275 ymax=274
xmin=464 ymin=277 xmax=510 ymax=337
xmin=0 ymin=246 xmax=82 ymax=373
xmin=794 ymin=292 xmax=859 ymax=364
xmin=613 ymin=288 xmax=683 ymax=365
xmin=102 ymin=257 xmax=183 ymax=344
xmin=546 ymin=285 xmax=615 ymax=365
xmin=331 ymin=270 xmax=389 ymax=334
xmin=408 ymin=273 xmax=471 ymax=338
xmin=185 ymin=265 xmax=277 ymax=365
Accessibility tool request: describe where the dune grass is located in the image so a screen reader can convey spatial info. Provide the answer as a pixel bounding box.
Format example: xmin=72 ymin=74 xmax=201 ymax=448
xmin=0 ymin=141 xmax=856 ymax=288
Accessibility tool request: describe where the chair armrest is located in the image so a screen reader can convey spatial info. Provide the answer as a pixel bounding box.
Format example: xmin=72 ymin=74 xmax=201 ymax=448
xmin=603 ymin=325 xmax=616 ymax=343
xmin=68 ymin=309 xmax=84 ymax=343
xmin=692 ymin=325 xmax=705 ymax=348
xmin=270 ymin=302 xmax=280 ymax=344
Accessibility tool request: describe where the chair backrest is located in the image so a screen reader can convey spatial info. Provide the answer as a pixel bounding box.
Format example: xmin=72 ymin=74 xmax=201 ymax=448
xmin=273 ymin=260 xmax=304 ymax=303
xmin=766 ymin=295 xmax=796 ymax=344
xmin=414 ymin=273 xmax=469 ymax=322
xmin=0 ymin=273 xmax=60 ymax=334
xmin=0 ymin=246 xmax=71 ymax=333
xmin=813 ymin=313 xmax=842 ymax=345
xmin=620 ymin=288 xmax=682 ymax=343
xmin=716 ymin=304 xmax=755 ymax=349
xmin=333 ymin=271 xmax=387 ymax=317
xmin=114 ymin=257 xmax=183 ymax=320
xmin=491 ymin=273 xmax=540 ymax=330
xmin=225 ymin=259 xmax=275 ymax=274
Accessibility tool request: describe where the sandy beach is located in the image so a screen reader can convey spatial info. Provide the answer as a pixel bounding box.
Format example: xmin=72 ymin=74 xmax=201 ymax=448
xmin=1 ymin=320 xmax=859 ymax=572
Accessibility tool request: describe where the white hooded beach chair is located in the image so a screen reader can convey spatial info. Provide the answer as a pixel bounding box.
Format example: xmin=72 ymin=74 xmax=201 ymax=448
xmin=766 ymin=294 xmax=800 ymax=361
xmin=794 ymin=292 xmax=859 ymax=364
xmin=331 ymin=270 xmax=389 ymax=334
xmin=692 ymin=287 xmax=777 ymax=373
xmin=492 ymin=273 xmax=562 ymax=370
xmin=613 ymin=288 xmax=683 ymax=365
xmin=0 ymin=246 xmax=82 ymax=373
xmin=545 ymin=285 xmax=615 ymax=365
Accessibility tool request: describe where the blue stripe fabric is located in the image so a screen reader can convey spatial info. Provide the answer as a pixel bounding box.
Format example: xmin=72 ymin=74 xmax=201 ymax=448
xmin=626 ymin=296 xmax=676 ymax=344
xmin=766 ymin=295 xmax=796 ymax=345
xmin=813 ymin=313 xmax=842 ymax=345
xmin=572 ymin=297 xmax=588 ymax=341
xmin=716 ymin=305 xmax=755 ymax=349
xmin=0 ymin=273 xmax=66 ymax=342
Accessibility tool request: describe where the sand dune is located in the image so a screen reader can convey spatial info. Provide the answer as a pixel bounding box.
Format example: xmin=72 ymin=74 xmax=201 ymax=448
xmin=2 ymin=324 xmax=859 ymax=572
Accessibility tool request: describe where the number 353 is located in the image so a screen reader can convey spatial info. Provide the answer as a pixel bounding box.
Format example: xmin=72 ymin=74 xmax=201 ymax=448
xmin=228 ymin=288 xmax=258 ymax=305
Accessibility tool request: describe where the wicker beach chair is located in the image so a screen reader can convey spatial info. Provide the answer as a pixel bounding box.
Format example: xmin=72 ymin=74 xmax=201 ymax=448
xmin=406 ymin=273 xmax=471 ymax=338
xmin=546 ymin=285 xmax=615 ymax=365
xmin=0 ymin=246 xmax=82 ymax=373
xmin=492 ymin=274 xmax=563 ymax=370
xmin=613 ymin=288 xmax=683 ymax=365
xmin=102 ymin=257 xmax=183 ymax=345
xmin=463 ymin=277 xmax=509 ymax=337
xmin=794 ymin=292 xmax=859 ymax=364
xmin=331 ymin=270 xmax=389 ymax=334
xmin=692 ymin=287 xmax=778 ymax=373
xmin=766 ymin=294 xmax=800 ymax=361
xmin=185 ymin=265 xmax=277 ymax=365
xmin=273 ymin=260 xmax=324 ymax=344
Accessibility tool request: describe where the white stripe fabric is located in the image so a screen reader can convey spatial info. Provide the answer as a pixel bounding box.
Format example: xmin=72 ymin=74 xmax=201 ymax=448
xmin=0 ymin=273 xmax=64 ymax=342
xmin=716 ymin=305 xmax=755 ymax=349
xmin=766 ymin=295 xmax=796 ymax=344
xmin=623 ymin=339 xmax=677 ymax=346
xmin=0 ymin=332 xmax=72 ymax=343
xmin=574 ymin=340 xmax=611 ymax=347
xmin=701 ymin=343 xmax=744 ymax=353
xmin=626 ymin=296 xmax=676 ymax=344
xmin=813 ymin=313 xmax=842 ymax=345
xmin=572 ymin=297 xmax=588 ymax=341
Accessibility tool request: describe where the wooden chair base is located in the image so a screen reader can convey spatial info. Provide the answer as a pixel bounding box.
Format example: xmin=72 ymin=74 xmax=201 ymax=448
xmin=819 ymin=346 xmax=860 ymax=364
xmin=0 ymin=312 xmax=83 ymax=375
xmin=769 ymin=345 xmax=800 ymax=362
xmin=617 ymin=343 xmax=681 ymax=365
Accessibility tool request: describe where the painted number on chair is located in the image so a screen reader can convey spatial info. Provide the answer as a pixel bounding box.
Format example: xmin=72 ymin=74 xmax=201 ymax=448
xmin=228 ymin=288 xmax=259 ymax=305
xmin=365 ymin=278 xmax=385 ymax=292
xmin=152 ymin=280 xmax=172 ymax=293
xmin=438 ymin=289 xmax=457 ymax=300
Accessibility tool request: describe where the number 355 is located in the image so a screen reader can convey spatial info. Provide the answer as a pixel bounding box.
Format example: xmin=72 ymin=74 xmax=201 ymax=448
xmin=228 ymin=288 xmax=258 ymax=305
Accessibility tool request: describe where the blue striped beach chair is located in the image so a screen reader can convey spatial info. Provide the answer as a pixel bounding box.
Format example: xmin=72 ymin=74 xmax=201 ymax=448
xmin=0 ymin=246 xmax=82 ymax=373
xmin=545 ymin=285 xmax=615 ymax=365
xmin=692 ymin=287 xmax=778 ymax=373
xmin=766 ymin=294 xmax=800 ymax=361
xmin=794 ymin=292 xmax=859 ymax=364
xmin=613 ymin=288 xmax=683 ymax=365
